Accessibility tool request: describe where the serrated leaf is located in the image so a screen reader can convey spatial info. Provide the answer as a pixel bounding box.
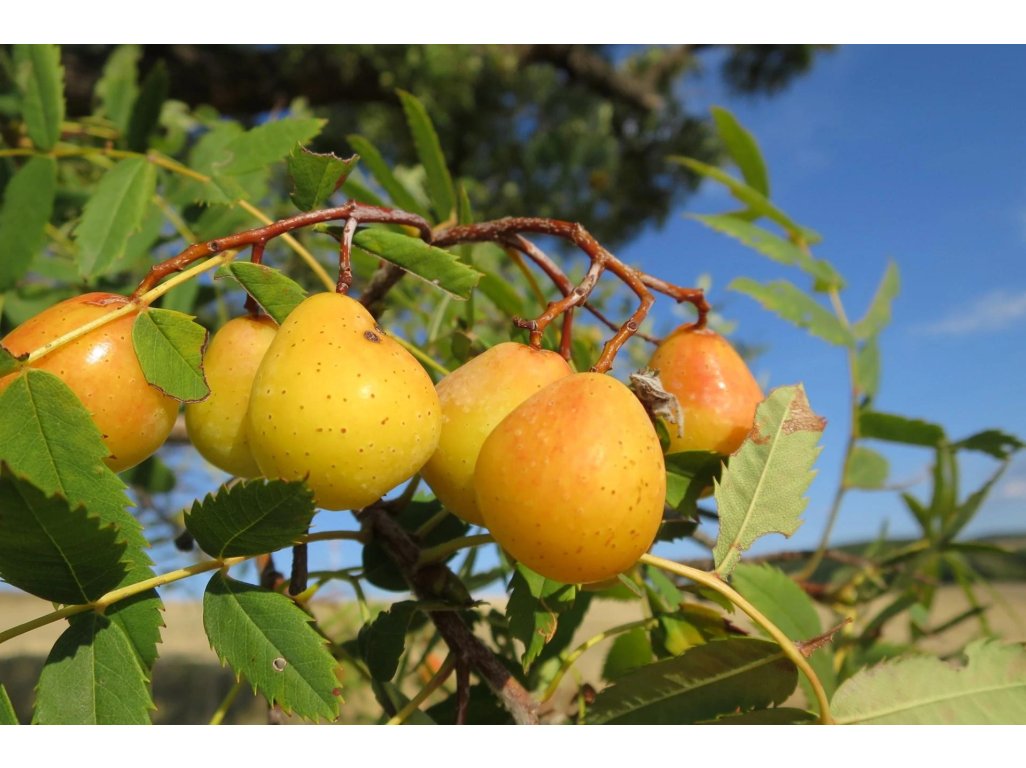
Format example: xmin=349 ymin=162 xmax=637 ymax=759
xmin=844 ymin=445 xmax=889 ymax=490
xmin=185 ymin=479 xmax=316 ymax=558
xmin=33 ymin=612 xmax=153 ymax=724
xmin=203 ymin=572 xmax=342 ymax=721
xmin=731 ymin=277 xmax=854 ymax=347
xmin=711 ymin=106 xmax=770 ymax=196
xmin=0 ymin=464 xmax=128 ymax=603
xmin=731 ymin=563 xmax=836 ymax=701
xmin=645 ymin=564 xmax=683 ymax=612
xmin=672 ymin=156 xmax=820 ymax=244
xmin=0 ymin=156 xmax=57 ymax=290
xmin=0 ymin=683 xmax=16 ymax=724
xmin=664 ymin=450 xmax=722 ymax=518
xmin=0 ymin=345 xmax=27 ymax=377
xmin=218 ymin=117 xmax=325 ymax=176
xmin=14 ymin=45 xmax=64 ymax=151
xmin=125 ymin=61 xmax=167 ymax=152
xmin=713 ymin=385 xmax=824 ymax=577
xmin=74 ymin=157 xmax=157 ymax=278
xmin=603 ymin=628 xmax=654 ymax=679
xmin=132 ymin=308 xmax=209 ymax=402
xmin=690 ymin=213 xmax=843 ymax=290
xmin=397 ymin=90 xmax=455 ymax=222
xmin=853 ymin=261 xmax=900 ymax=340
xmin=588 ymin=637 xmax=797 ymax=724
xmin=352 ymin=228 xmax=481 ymax=300
xmin=853 ymin=338 xmax=880 ymax=400
xmin=834 ymin=640 xmax=1026 ymax=724
xmin=358 ymin=600 xmax=418 ymax=682
xmin=346 ymin=134 xmax=429 ymax=219
xmin=287 ymin=146 xmax=357 ymax=211
xmin=106 ymin=590 xmax=164 ymax=670
xmin=955 ymin=429 xmax=1025 ymax=460
xmin=859 ymin=410 xmax=946 ymax=447
xmin=215 ymin=262 xmax=306 ymax=324
xmin=94 ymin=44 xmax=140 ymax=136
xmin=507 ymin=564 xmax=576 ymax=672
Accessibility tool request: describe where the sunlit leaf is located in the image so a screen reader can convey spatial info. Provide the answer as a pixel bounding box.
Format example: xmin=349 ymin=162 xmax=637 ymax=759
xmin=126 ymin=61 xmax=168 ymax=152
xmin=507 ymin=564 xmax=576 ymax=672
xmin=352 ymin=228 xmax=482 ymax=300
xmin=859 ymin=410 xmax=945 ymax=447
xmin=854 ymin=338 xmax=880 ymax=400
xmin=287 ymin=146 xmax=357 ymax=211
xmin=95 ymin=44 xmax=140 ymax=136
xmin=0 ymin=683 xmax=16 ymax=724
xmin=844 ymin=446 xmax=890 ymax=490
xmin=0 ymin=156 xmax=57 ymax=290
xmin=13 ymin=44 xmax=65 ymax=151
xmin=714 ymin=385 xmax=824 ymax=576
xmin=603 ymin=628 xmax=655 ymax=679
xmin=700 ymin=707 xmax=817 ymax=724
xmin=853 ymin=261 xmax=900 ymax=340
xmin=397 ymin=90 xmax=455 ymax=222
xmin=215 ymin=262 xmax=306 ymax=325
xmin=219 ymin=117 xmax=326 ymax=176
xmin=730 ymin=277 xmax=854 ymax=347
xmin=711 ymin=106 xmax=770 ymax=196
xmin=955 ymin=429 xmax=1025 ymax=460
xmin=345 ymin=134 xmax=429 ymax=219
xmin=132 ymin=308 xmax=209 ymax=402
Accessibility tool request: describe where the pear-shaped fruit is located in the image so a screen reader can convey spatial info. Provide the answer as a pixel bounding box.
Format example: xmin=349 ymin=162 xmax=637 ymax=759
xmin=185 ymin=314 xmax=277 ymax=477
xmin=474 ymin=372 xmax=665 ymax=584
xmin=0 ymin=292 xmax=179 ymax=472
xmin=421 ymin=342 xmax=572 ymax=525
xmin=246 ymin=292 xmax=441 ymax=510
xmin=649 ymin=325 xmax=763 ymax=456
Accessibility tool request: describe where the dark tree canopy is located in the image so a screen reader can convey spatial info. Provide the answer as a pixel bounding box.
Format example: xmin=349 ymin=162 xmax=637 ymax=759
xmin=52 ymin=44 xmax=827 ymax=245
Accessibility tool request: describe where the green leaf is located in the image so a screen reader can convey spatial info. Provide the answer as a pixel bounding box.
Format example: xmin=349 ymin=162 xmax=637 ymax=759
xmin=955 ymin=429 xmax=1025 ymax=460
xmin=853 ymin=261 xmax=900 ymax=340
xmin=690 ymin=213 xmax=843 ymax=290
xmin=132 ymin=308 xmax=209 ymax=402
xmin=730 ymin=277 xmax=854 ymax=347
xmin=185 ymin=479 xmax=316 ymax=559
xmin=203 ymin=572 xmax=342 ymax=721
xmin=858 ymin=411 xmax=946 ymax=447
xmin=587 ymin=637 xmax=797 ymax=724
xmin=215 ymin=262 xmax=307 ymax=325
xmin=833 ymin=640 xmax=1026 ymax=724
xmin=672 ymin=156 xmax=820 ymax=244
xmin=0 ymin=464 xmax=129 ymax=603
xmin=0 ymin=683 xmax=16 ymax=724
xmin=287 ymin=146 xmax=357 ymax=211
xmin=358 ymin=600 xmax=418 ymax=682
xmin=74 ymin=157 xmax=157 ymax=278
xmin=941 ymin=460 xmax=1009 ymax=543
xmin=713 ymin=385 xmax=824 ymax=577
xmin=125 ymin=61 xmax=168 ymax=152
xmin=219 ymin=117 xmax=326 ymax=176
xmin=352 ymin=228 xmax=481 ymax=300
xmin=0 ymin=346 xmax=25 ymax=377
xmin=106 ymin=590 xmax=164 ymax=670
xmin=33 ymin=612 xmax=153 ymax=724
xmin=94 ymin=44 xmax=140 ymax=136
xmin=507 ymin=564 xmax=576 ymax=672
xmin=0 ymin=156 xmax=57 ymax=290
xmin=14 ymin=45 xmax=65 ymax=151
xmin=397 ymin=90 xmax=455 ymax=223
xmin=844 ymin=446 xmax=890 ymax=490
xmin=663 ymin=450 xmax=722 ymax=518
xmin=700 ymin=707 xmax=817 ymax=724
xmin=731 ymin=563 xmax=836 ymax=701
xmin=346 ymin=134 xmax=429 ymax=219
xmin=853 ymin=338 xmax=881 ymax=400
xmin=603 ymin=628 xmax=655 ymax=679
xmin=340 ymin=172 xmax=388 ymax=208
xmin=711 ymin=106 xmax=769 ymax=196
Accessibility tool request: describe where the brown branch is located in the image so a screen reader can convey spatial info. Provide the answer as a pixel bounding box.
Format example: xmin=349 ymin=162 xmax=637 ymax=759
xmin=336 ymin=216 xmax=358 ymax=295
xmin=360 ymin=506 xmax=540 ymax=725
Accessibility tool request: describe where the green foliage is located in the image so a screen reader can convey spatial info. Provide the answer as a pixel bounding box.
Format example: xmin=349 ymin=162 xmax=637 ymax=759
xmin=713 ymin=385 xmax=825 ymax=576
xmin=185 ymin=479 xmax=316 ymax=559
xmin=0 ymin=343 xmax=26 ymax=377
xmin=0 ymin=684 xmax=16 ymax=725
xmin=507 ymin=564 xmax=577 ymax=672
xmin=711 ymin=105 xmax=770 ymax=196
xmin=358 ymin=600 xmax=418 ymax=681
xmin=0 ymin=156 xmax=57 ymax=290
xmin=602 ymin=628 xmax=654 ymax=679
xmin=352 ymin=228 xmax=482 ymax=300
xmin=345 ymin=134 xmax=429 ymax=219
xmin=397 ymin=90 xmax=455 ymax=222
xmin=730 ymin=277 xmax=854 ymax=346
xmin=13 ymin=44 xmax=64 ymax=151
xmin=858 ymin=411 xmax=946 ymax=447
xmin=132 ymin=308 xmax=210 ymax=402
xmin=203 ymin=572 xmax=342 ymax=722
xmin=94 ymin=45 xmax=140 ymax=136
xmin=853 ymin=261 xmax=900 ymax=339
xmin=287 ymin=147 xmax=357 ymax=212
xmin=216 ymin=262 xmax=307 ymax=324
xmin=844 ymin=446 xmax=890 ymax=490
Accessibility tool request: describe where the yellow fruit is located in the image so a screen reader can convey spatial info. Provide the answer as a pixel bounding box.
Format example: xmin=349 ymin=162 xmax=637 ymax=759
xmin=0 ymin=292 xmax=179 ymax=472
xmin=649 ymin=326 xmax=763 ymax=455
xmin=421 ymin=342 xmax=572 ymax=525
xmin=246 ymin=292 xmax=441 ymax=510
xmin=475 ymin=372 xmax=665 ymax=584
xmin=185 ymin=314 xmax=277 ymax=477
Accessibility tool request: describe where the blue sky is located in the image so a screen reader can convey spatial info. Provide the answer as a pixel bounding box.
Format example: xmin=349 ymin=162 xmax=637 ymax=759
xmin=621 ymin=45 xmax=1026 ymax=555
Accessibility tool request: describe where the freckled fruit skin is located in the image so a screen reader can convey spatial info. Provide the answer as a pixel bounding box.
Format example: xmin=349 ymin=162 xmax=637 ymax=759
xmin=474 ymin=372 xmax=665 ymax=584
xmin=649 ymin=326 xmax=763 ymax=456
xmin=0 ymin=292 xmax=179 ymax=472
xmin=246 ymin=292 xmax=442 ymax=511
xmin=421 ymin=342 xmax=573 ymax=526
xmin=185 ymin=314 xmax=277 ymax=477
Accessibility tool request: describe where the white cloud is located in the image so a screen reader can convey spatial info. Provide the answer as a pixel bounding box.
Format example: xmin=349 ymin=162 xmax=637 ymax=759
xmin=916 ymin=289 xmax=1026 ymax=336
xmin=1000 ymin=478 xmax=1026 ymax=500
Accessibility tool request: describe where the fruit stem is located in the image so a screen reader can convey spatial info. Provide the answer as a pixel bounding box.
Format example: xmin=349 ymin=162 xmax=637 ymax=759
xmin=384 ymin=653 xmax=456 ymax=725
xmin=417 ymin=534 xmax=495 ymax=566
xmin=639 ymin=553 xmax=835 ymax=724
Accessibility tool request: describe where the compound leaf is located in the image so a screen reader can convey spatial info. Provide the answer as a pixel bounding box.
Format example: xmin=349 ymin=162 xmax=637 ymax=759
xmin=33 ymin=612 xmax=153 ymax=724
xmin=833 ymin=640 xmax=1026 ymax=724
xmin=13 ymin=44 xmax=64 ymax=151
xmin=353 ymin=228 xmax=481 ymax=300
xmin=216 ymin=262 xmax=306 ymax=324
xmin=203 ymin=572 xmax=342 ymax=721
xmin=219 ymin=117 xmax=326 ymax=176
xmin=713 ymin=385 xmax=824 ymax=577
xmin=0 ymin=156 xmax=57 ymax=290
xmin=185 ymin=479 xmax=316 ymax=559
xmin=397 ymin=90 xmax=455 ymax=222
xmin=132 ymin=308 xmax=209 ymax=402
xmin=287 ymin=146 xmax=357 ymax=211
xmin=731 ymin=277 xmax=854 ymax=347
xmin=588 ymin=637 xmax=797 ymax=724
xmin=711 ymin=106 xmax=770 ymax=196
